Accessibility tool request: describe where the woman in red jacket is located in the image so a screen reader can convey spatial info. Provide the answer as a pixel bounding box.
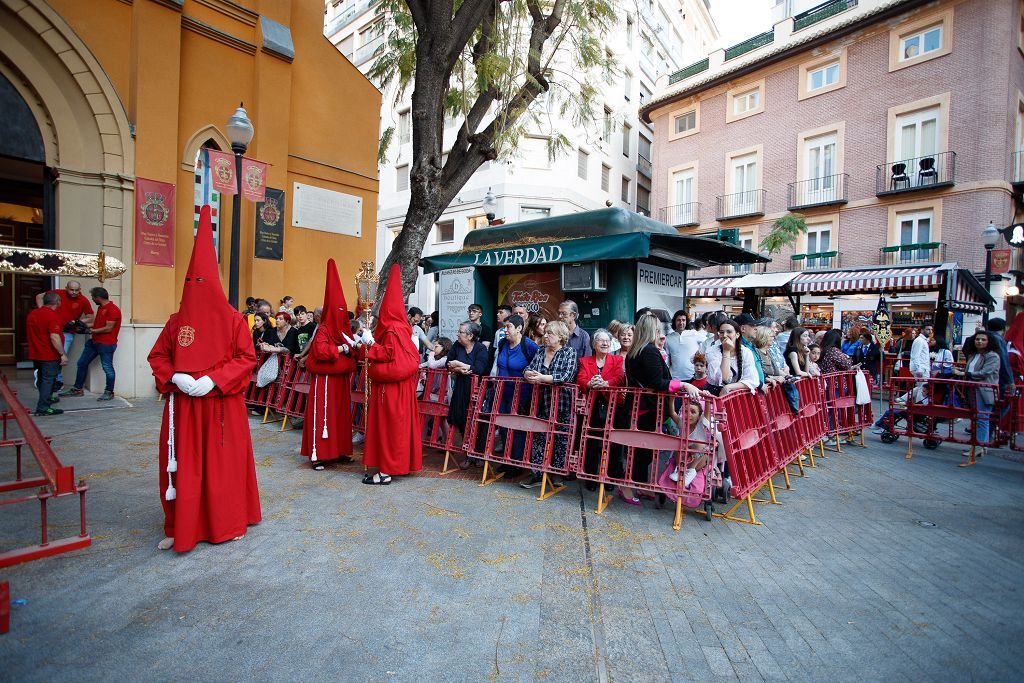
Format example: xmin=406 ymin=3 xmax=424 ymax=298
xmin=576 ymin=329 xmax=626 ymax=489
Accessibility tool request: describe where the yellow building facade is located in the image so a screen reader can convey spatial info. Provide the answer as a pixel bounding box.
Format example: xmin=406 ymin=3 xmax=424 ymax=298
xmin=0 ymin=0 xmax=380 ymax=396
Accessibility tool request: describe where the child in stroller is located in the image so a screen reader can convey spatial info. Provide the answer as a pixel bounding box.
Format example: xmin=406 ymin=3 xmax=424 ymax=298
xmin=656 ymin=399 xmax=723 ymax=520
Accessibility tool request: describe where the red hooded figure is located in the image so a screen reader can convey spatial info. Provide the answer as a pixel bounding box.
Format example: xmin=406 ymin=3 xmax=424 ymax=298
xmin=147 ymin=205 xmax=261 ymax=552
xmin=362 ymin=264 xmax=422 ymax=481
xmin=301 ymin=259 xmax=357 ymax=468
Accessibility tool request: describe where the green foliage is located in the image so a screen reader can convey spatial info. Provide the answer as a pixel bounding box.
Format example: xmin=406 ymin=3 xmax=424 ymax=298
xmin=370 ymin=0 xmax=617 ymax=165
xmin=760 ymin=213 xmax=808 ymax=255
xmin=378 ymin=126 xmax=394 ymax=166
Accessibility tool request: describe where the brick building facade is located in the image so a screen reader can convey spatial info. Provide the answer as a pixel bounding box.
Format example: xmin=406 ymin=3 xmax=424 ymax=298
xmin=642 ymin=0 xmax=1024 ymax=337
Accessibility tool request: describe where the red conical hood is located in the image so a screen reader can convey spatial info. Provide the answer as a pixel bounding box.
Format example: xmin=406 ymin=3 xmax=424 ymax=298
xmin=320 ymin=258 xmax=353 ymax=344
xmin=171 ymin=205 xmax=236 ymax=372
xmin=375 ymin=264 xmax=411 ymax=338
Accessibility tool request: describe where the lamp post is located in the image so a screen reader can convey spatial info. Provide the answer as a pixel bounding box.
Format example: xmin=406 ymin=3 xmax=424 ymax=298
xmin=483 ymin=188 xmax=497 ymax=225
xmin=981 ymin=220 xmax=1000 ymax=324
xmin=225 ymin=103 xmax=254 ymax=310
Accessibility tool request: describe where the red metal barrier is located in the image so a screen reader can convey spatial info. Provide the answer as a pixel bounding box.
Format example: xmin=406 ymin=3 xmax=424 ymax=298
xmin=1011 ymin=385 xmax=1024 ymax=453
xmin=576 ymin=387 xmax=719 ymax=530
xmin=0 ymin=373 xmax=90 ymax=568
xmin=244 ymin=351 xmax=291 ymax=423
xmin=1 ymin=580 xmax=8 ymax=634
xmin=273 ymin=360 xmax=310 ymax=431
xmin=463 ymin=376 xmax=578 ymax=500
xmin=885 ymin=376 xmax=1006 ymax=466
xmin=714 ymin=389 xmax=779 ymax=526
xmin=416 ymin=368 xmax=472 ymax=474
xmin=761 ymin=381 xmax=809 ymax=485
xmin=795 ymin=376 xmax=826 ymax=462
xmin=820 ymin=370 xmax=873 ymax=451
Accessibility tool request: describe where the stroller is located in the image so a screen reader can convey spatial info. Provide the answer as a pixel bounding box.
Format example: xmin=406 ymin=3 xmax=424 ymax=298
xmin=878 ymin=375 xmax=963 ymax=450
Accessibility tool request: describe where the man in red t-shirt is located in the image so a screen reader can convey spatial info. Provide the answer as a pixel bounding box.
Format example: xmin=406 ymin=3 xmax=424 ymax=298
xmin=36 ymin=280 xmax=94 ymax=387
xmin=60 ymin=287 xmax=122 ymax=400
xmin=27 ymin=291 xmax=68 ymax=416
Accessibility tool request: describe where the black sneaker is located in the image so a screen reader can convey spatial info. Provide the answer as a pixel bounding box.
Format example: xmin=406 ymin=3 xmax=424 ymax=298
xmin=34 ymin=407 xmax=64 ymax=416
xmin=48 ymin=395 xmax=60 ymax=404
xmin=519 ymin=473 xmax=543 ymax=489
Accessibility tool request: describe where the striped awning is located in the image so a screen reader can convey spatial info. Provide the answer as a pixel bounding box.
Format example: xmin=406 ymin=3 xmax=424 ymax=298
xmin=789 ymin=265 xmax=944 ymax=294
xmin=944 ymin=267 xmax=994 ymax=314
xmin=687 ymin=276 xmax=741 ymax=298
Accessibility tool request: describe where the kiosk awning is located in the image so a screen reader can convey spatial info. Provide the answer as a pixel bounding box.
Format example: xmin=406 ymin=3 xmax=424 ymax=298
xmin=943 ymin=266 xmax=995 ymax=314
xmin=789 ymin=265 xmax=945 ymax=294
xmin=420 ymin=207 xmax=769 ymax=274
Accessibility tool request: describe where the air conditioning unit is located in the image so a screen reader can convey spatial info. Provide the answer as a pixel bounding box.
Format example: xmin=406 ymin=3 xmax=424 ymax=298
xmin=561 ymin=261 xmax=607 ymax=292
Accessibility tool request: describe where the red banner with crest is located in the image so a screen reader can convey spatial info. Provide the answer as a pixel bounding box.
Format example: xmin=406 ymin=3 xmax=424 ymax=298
xmin=134 ymin=178 xmax=175 ymax=267
xmin=207 ymin=149 xmax=237 ymax=196
xmin=240 ymin=157 xmax=268 ymax=203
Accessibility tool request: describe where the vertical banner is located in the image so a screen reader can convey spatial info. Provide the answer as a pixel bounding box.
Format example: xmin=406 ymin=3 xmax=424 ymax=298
xmin=991 ymin=249 xmax=1012 ymax=275
xmin=134 ymin=177 xmax=175 ymax=267
xmin=438 ymin=267 xmax=475 ymax=339
xmin=241 ymin=157 xmax=268 ymax=203
xmin=873 ymin=295 xmax=892 ymax=348
xmin=206 ymin=149 xmax=237 ymax=195
xmin=254 ymin=187 xmax=285 ymax=260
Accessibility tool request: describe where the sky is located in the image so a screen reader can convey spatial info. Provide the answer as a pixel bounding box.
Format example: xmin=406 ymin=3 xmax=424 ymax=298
xmin=710 ymin=0 xmax=775 ymax=47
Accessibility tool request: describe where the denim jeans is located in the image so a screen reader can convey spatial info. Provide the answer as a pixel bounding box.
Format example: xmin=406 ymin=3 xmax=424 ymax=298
xmin=56 ymin=331 xmax=73 ymax=383
xmin=74 ymin=339 xmax=116 ymax=392
xmin=34 ymin=360 xmax=59 ymax=413
xmin=975 ymin=390 xmax=993 ymax=445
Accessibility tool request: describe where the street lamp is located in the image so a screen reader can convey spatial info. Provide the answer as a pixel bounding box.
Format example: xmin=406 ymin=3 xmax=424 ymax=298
xmin=225 ymin=102 xmax=254 ymax=309
xmin=483 ymin=188 xmax=497 ymax=225
xmin=981 ymin=220 xmax=1000 ymax=323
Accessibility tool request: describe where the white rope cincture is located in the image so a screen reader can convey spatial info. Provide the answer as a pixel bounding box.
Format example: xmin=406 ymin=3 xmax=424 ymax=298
xmin=310 ymin=375 xmax=318 ymax=462
xmin=321 ymin=375 xmax=330 ymax=440
xmin=165 ymin=393 xmax=177 ymax=501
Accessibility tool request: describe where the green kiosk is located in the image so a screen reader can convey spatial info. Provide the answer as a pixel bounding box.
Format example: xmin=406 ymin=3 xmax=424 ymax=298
xmin=420 ymin=208 xmax=767 ymax=335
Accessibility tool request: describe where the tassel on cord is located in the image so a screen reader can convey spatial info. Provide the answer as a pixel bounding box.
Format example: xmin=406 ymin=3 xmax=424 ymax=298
xmin=321 ymin=375 xmax=330 ymax=440
xmin=310 ymin=375 xmax=318 ymax=462
xmin=165 ymin=393 xmax=177 ymax=501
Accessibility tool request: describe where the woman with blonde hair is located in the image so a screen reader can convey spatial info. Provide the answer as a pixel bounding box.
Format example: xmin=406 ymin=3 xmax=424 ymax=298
xmin=616 ymin=323 xmax=634 ymax=358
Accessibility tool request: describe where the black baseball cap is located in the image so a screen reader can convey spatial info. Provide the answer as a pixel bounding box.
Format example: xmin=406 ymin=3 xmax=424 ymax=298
xmin=734 ymin=313 xmax=756 ymax=327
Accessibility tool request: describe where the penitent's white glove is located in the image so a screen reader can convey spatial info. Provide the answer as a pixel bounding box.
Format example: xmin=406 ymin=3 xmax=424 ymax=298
xmin=171 ymin=373 xmax=196 ymax=394
xmin=362 ymin=329 xmax=375 ymax=346
xmin=187 ymin=375 xmax=215 ymax=397
xmin=342 ymin=332 xmax=358 ymax=348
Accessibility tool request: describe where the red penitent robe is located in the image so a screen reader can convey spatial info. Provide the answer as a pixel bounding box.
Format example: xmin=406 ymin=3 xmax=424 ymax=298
xmin=300 ymin=331 xmax=355 ymax=463
xmin=148 ymin=314 xmax=262 ymax=552
xmin=362 ymin=330 xmax=422 ymax=476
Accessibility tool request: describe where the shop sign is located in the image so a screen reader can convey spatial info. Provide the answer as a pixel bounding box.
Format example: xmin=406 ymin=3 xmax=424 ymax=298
xmin=498 ymin=271 xmax=561 ymax=322
xmin=422 ymin=233 xmax=649 ymax=273
xmin=636 ymin=262 xmax=684 ymax=320
xmin=438 ymin=267 xmax=475 ymax=339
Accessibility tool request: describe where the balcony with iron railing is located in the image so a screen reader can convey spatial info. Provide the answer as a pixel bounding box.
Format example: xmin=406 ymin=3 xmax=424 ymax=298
xmin=793 ymin=0 xmax=859 ymax=31
xmin=1014 ymin=150 xmax=1024 ymax=186
xmin=875 ymin=151 xmax=956 ymax=196
xmin=720 ymin=261 xmax=767 ymax=275
xmin=787 ymin=173 xmax=848 ymax=210
xmin=637 ymin=155 xmax=652 ymax=179
xmin=659 ymin=202 xmax=701 ymax=227
xmin=724 ymin=30 xmax=774 ymax=61
xmin=716 ymin=189 xmax=766 ymax=221
xmin=791 ymin=250 xmax=841 ymax=271
xmin=636 ymin=204 xmax=651 ymax=218
xmin=879 ymin=242 xmax=946 ymax=265
xmin=668 ymin=57 xmax=710 ymax=85
xmin=324 ymin=0 xmax=380 ymax=36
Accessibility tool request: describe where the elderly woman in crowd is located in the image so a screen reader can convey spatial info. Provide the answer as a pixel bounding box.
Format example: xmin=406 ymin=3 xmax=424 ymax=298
xmin=519 ymin=320 xmax=578 ymax=489
xmin=704 ymin=318 xmax=760 ymax=395
xmin=445 ymin=320 xmax=490 ymax=467
xmin=750 ymin=324 xmax=788 ymax=386
xmin=615 ymin=314 xmax=703 ymax=506
xmin=576 ymin=328 xmax=626 ymax=490
xmin=616 ymin=323 xmax=634 ymax=358
xmin=493 ymin=314 xmax=539 ymax=463
xmin=261 ymin=311 xmax=300 ymax=356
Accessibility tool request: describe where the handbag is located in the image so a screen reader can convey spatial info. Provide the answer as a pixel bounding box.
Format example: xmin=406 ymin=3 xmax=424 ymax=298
xmin=853 ymin=371 xmax=871 ymax=405
xmin=256 ymin=354 xmax=279 ymax=388
xmin=782 ymin=381 xmax=800 ymax=412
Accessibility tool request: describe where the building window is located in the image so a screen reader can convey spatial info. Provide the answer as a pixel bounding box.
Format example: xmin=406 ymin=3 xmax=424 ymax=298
xmin=578 ymin=149 xmax=589 ymax=180
xmin=896 ymin=106 xmax=939 ymax=162
xmin=674 ymin=110 xmax=696 ymax=135
xmin=727 ymin=150 xmax=759 ymax=215
xmin=726 ymin=80 xmax=765 ymax=123
xmin=732 ymin=232 xmax=755 ymax=273
xmin=396 ymin=164 xmax=409 ymax=191
xmin=603 ymin=107 xmax=613 ymax=142
xmin=804 ymin=223 xmax=832 ymax=267
xmin=889 ymin=9 xmax=953 ymax=72
xmin=398 ymin=110 xmax=411 ymax=145
xmin=601 ymin=164 xmax=611 ymax=192
xmin=623 ymin=70 xmax=632 ymax=101
xmin=639 ymin=83 xmax=651 ymax=107
xmin=467 ymin=215 xmax=489 ymax=231
xmin=521 ymin=206 xmax=551 ymax=221
xmin=621 ymin=176 xmax=631 ymax=203
xmin=668 ymin=164 xmax=696 ymax=225
xmin=434 ymin=220 xmax=455 ymax=243
xmin=638 ymin=135 xmax=651 ymax=163
xmin=896 ymin=209 xmax=932 ymax=262
xmin=521 ymin=136 xmax=551 ymax=169
xmin=626 ymin=16 xmax=634 ymax=49
xmin=797 ymin=128 xmax=842 ymax=205
xmin=622 ymin=123 xmax=631 ymax=157
xmin=807 ymin=61 xmax=839 ymax=93
xmin=636 ymin=186 xmax=650 ymax=216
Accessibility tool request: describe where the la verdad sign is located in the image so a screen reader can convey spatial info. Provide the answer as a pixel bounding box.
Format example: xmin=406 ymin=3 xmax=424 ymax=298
xmin=471 ymin=245 xmax=564 ymax=267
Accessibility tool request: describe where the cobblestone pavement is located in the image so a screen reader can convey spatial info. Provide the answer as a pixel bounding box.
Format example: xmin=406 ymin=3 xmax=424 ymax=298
xmin=2 ymin=379 xmax=1023 ymax=681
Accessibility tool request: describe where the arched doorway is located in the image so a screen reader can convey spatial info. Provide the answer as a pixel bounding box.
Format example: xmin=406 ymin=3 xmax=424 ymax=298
xmin=0 ymin=0 xmax=134 ymax=370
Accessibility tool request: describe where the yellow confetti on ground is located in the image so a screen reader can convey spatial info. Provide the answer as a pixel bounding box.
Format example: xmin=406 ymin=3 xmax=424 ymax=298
xmin=426 ymin=552 xmax=466 ymax=579
xmin=480 ymin=553 xmax=521 ymax=566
